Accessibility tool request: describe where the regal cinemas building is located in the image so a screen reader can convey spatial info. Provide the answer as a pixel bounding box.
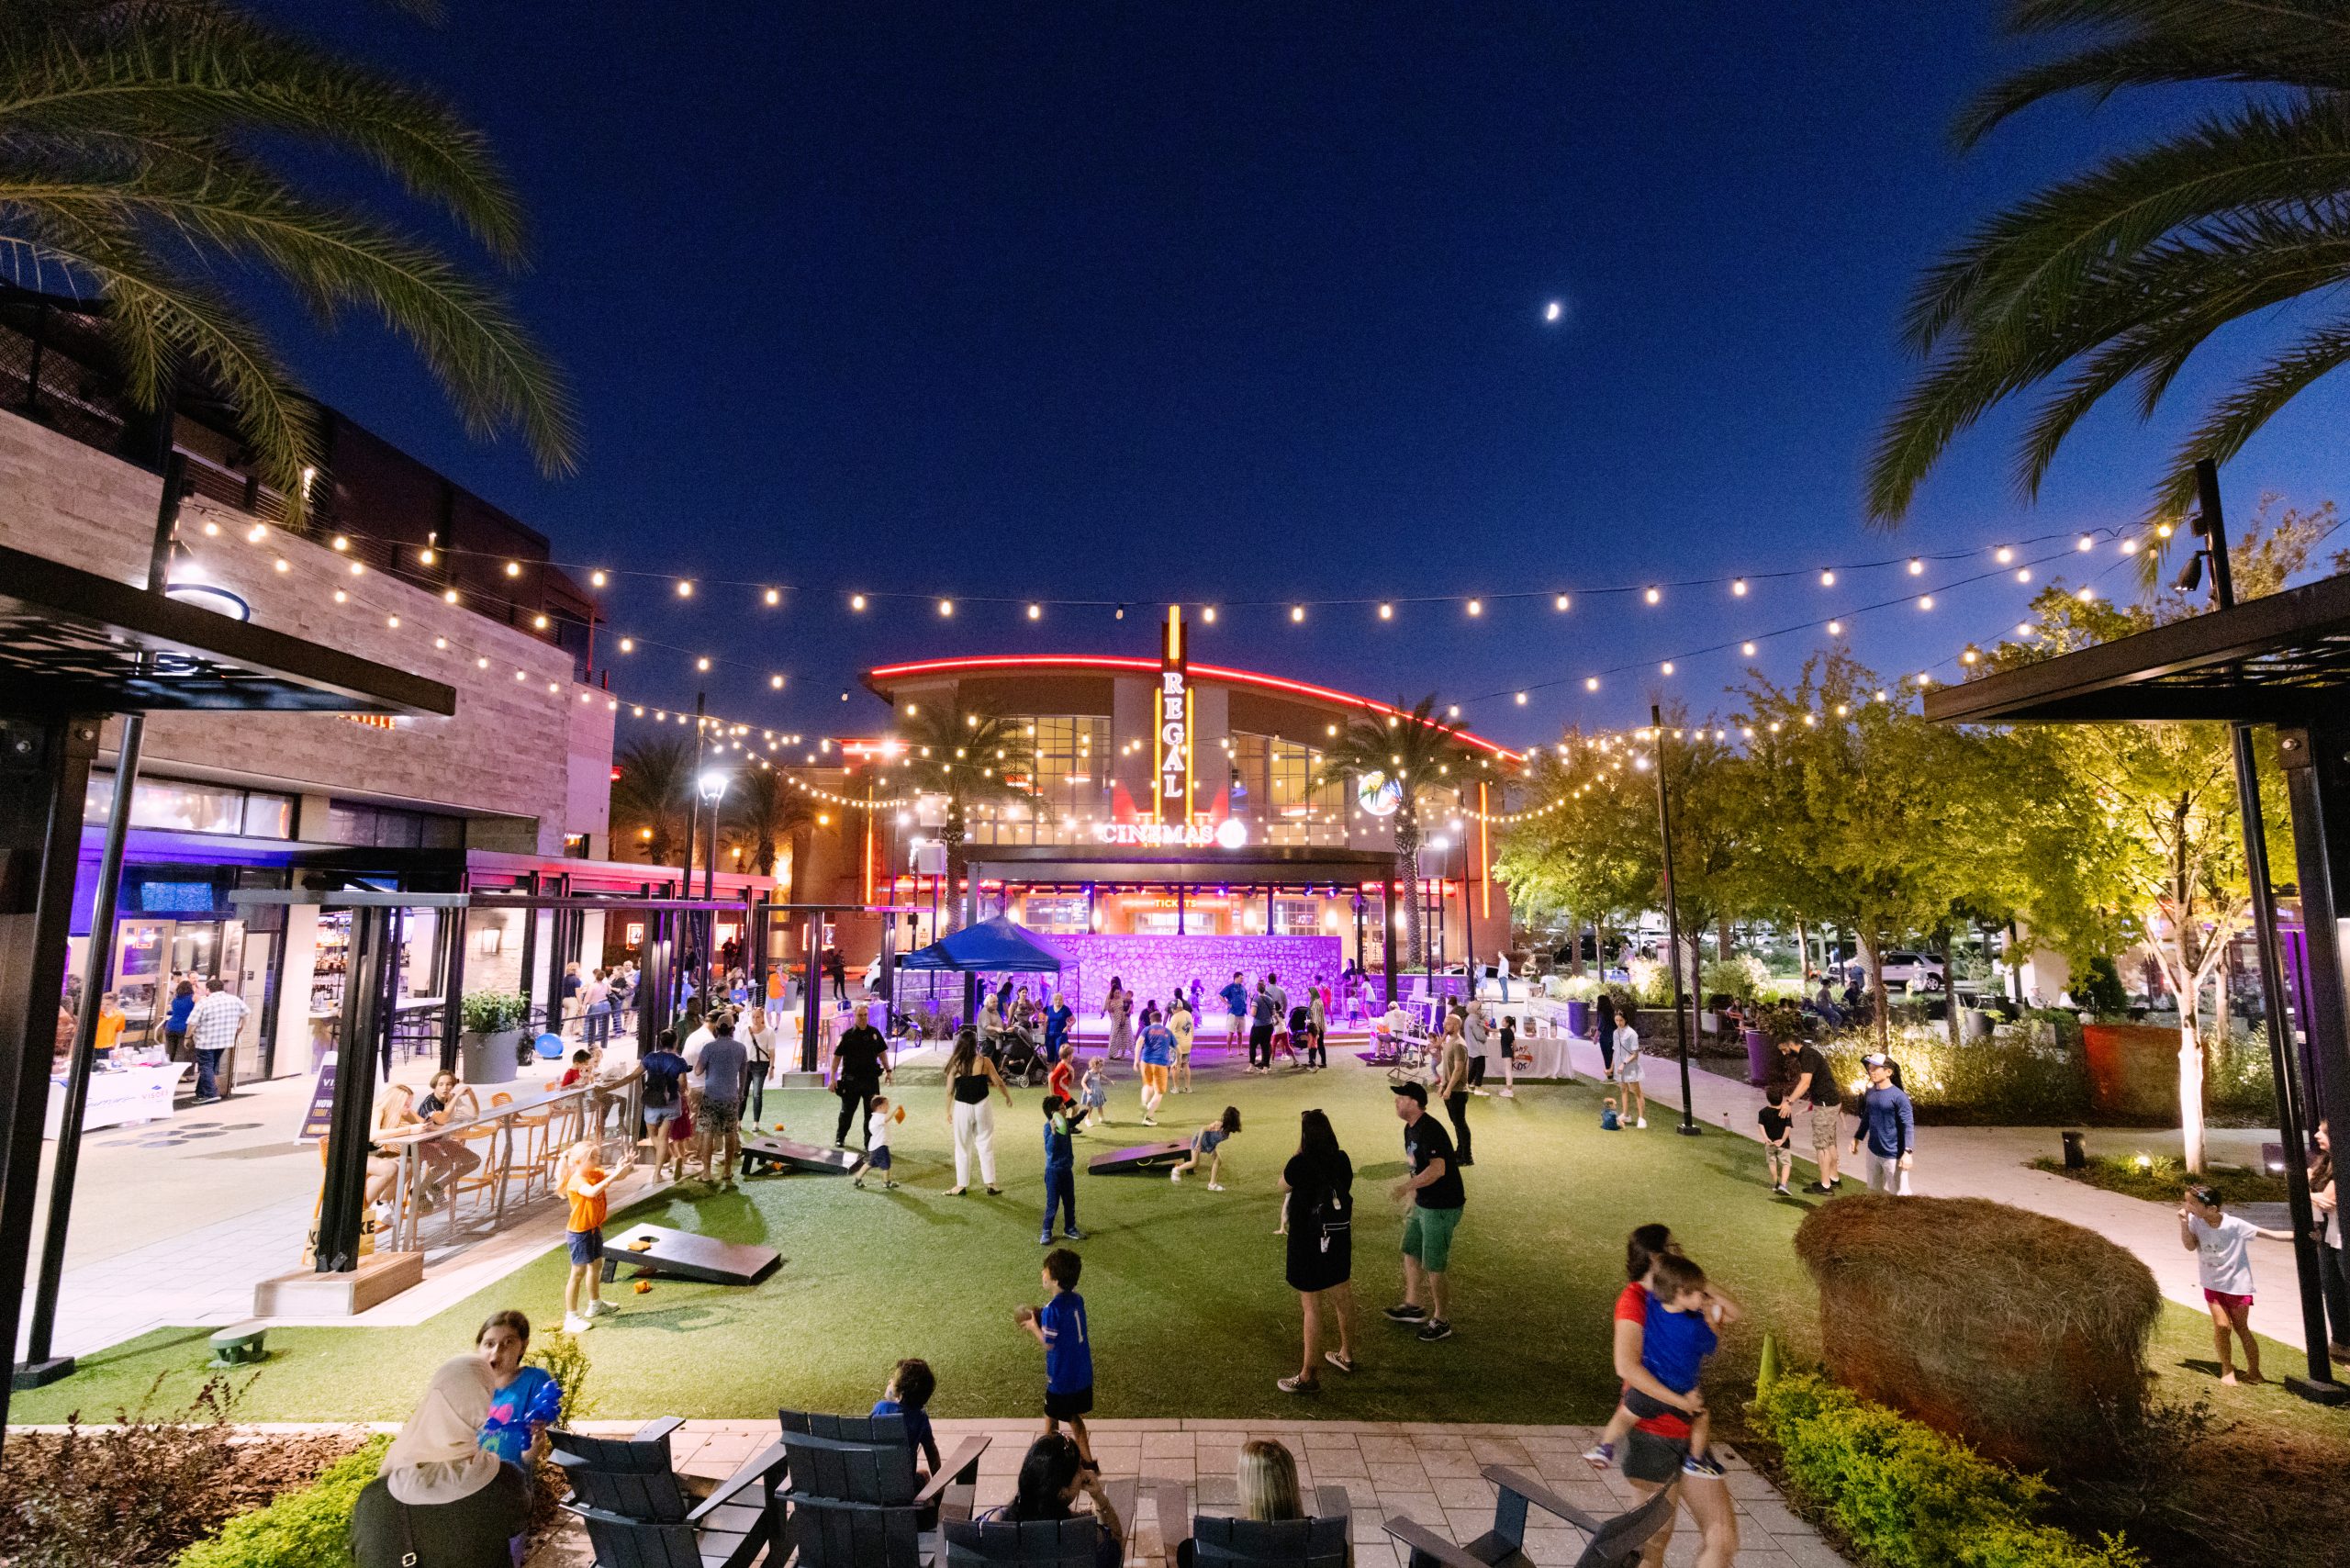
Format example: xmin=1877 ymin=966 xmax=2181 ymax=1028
xmin=836 ymin=613 xmax=1519 ymax=1010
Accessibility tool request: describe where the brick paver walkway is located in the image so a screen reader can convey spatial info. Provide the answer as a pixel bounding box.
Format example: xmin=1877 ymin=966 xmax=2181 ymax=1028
xmin=524 ymin=1417 xmax=1844 ymax=1568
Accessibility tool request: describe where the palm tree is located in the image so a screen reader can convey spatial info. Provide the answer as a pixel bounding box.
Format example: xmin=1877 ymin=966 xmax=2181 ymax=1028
xmin=0 ymin=1 xmax=576 ymax=501
xmin=1313 ymin=696 xmax=1477 ymax=969
xmin=610 ymin=736 xmax=694 ymax=869
xmin=1868 ymin=0 xmax=2350 ymax=531
xmin=893 ymin=700 xmax=1036 ymax=930
xmin=725 ymin=764 xmax=816 ymax=881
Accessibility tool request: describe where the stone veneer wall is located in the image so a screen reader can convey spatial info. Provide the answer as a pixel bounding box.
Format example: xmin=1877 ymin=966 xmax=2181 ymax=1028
xmin=890 ymin=934 xmax=1342 ymax=1017
xmin=0 ymin=409 xmax=609 ymax=852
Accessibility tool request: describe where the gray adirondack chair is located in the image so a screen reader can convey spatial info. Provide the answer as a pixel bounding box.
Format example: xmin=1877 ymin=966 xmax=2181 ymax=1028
xmin=1382 ymin=1467 xmax=1675 ymax=1568
xmin=774 ymin=1410 xmax=992 ymax=1568
xmin=554 ymin=1416 xmax=789 ymax=1568
xmin=1153 ymin=1482 xmax=1355 ymax=1568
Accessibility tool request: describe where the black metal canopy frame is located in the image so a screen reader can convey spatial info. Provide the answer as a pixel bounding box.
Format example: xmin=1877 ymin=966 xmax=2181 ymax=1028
xmin=0 ymin=548 xmax=451 ymax=1443
xmin=1925 ymin=557 xmax=2350 ymax=1404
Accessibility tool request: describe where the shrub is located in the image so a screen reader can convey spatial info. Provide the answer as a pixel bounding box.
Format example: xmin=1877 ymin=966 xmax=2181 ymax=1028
xmin=1819 ymin=1022 xmax=2091 ymax=1125
xmin=1 ymin=1374 xmax=248 ymax=1568
xmin=1626 ymin=956 xmax=1672 ymax=1006
xmin=2205 ymin=1028 xmax=2278 ymax=1124
xmin=2031 ymin=1152 xmax=2286 ymax=1205
xmin=460 ymin=991 xmax=531 ymax=1033
xmin=1754 ymin=1001 xmax=1810 ymax=1045
xmin=1701 ymin=954 xmax=1769 ymax=1003
xmin=176 ymin=1436 xmax=389 ymax=1568
xmin=530 ymin=1328 xmax=595 ymax=1422
xmin=1792 ymin=1196 xmax=2159 ymax=1476
xmin=1751 ymin=1372 xmax=2143 ymax=1568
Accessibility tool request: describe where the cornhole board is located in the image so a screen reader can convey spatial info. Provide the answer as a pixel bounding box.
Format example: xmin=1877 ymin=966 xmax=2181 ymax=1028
xmin=599 ymin=1224 xmax=781 ymax=1286
xmin=1087 ymin=1140 xmax=1189 ymax=1174
xmin=740 ymin=1136 xmax=864 ymax=1177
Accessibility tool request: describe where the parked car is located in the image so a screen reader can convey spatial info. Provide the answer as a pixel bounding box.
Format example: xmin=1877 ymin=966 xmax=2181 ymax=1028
xmin=1841 ymin=952 xmax=1945 ymax=992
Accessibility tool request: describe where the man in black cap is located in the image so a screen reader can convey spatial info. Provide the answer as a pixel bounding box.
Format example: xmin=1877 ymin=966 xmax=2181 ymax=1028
xmin=1383 ymin=1081 xmax=1466 ymax=1342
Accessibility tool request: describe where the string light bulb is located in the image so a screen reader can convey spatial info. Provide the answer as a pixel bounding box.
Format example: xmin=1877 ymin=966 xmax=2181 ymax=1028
xmin=1827 ymin=620 xmax=1842 ymax=635
xmin=1661 ymin=661 xmax=1673 ymax=675
xmin=1819 ymin=569 xmax=1836 ymax=587
xmin=1730 ymin=578 xmax=1747 ymax=597
xmin=1995 ymin=546 xmax=2013 ymax=565
xmin=504 ymin=561 xmax=520 ymax=577
xmin=619 ymin=637 xmax=634 ymax=653
xmin=1585 ymin=676 xmax=1600 ymax=690
xmin=1918 ymin=595 xmax=1933 ymax=610
xmin=677 ymin=579 xmax=695 ymax=597
xmin=1378 ymin=602 xmax=1393 ymax=620
xmin=1554 ymin=593 xmax=1571 ymax=611
xmin=1027 ymin=603 xmax=1042 ymax=620
xmin=590 ymin=570 xmax=607 ymax=588
xmin=1908 ymin=558 xmax=1924 ymax=576
xmin=1291 ymin=605 xmax=1305 ymax=622
xmin=2016 ymin=567 xmax=2031 ymax=582
xmin=1466 ymin=599 xmax=1483 ymax=617
xmin=938 ymin=599 xmax=954 ymax=617
xmin=697 ymin=656 xmax=711 ymax=671
xmin=2076 ymin=535 xmax=2094 ymax=552
xmin=771 ymin=674 xmax=785 ymax=689
xmin=1741 ymin=641 xmax=1756 ymax=655
xmin=1643 ymin=587 xmax=1661 ymax=605
xmin=1202 ymin=606 xmax=1217 ymax=623
xmin=1515 ymin=690 xmax=1528 ymax=704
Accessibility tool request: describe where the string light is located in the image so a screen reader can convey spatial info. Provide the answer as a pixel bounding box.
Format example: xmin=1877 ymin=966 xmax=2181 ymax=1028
xmin=1643 ymin=587 xmax=1661 ymax=605
xmin=677 ymin=580 xmax=694 ymax=597
xmin=1554 ymin=593 xmax=1571 ymax=611
xmin=1818 ymin=569 xmax=1836 ymax=587
xmin=851 ymin=594 xmax=867 ymax=611
xmin=1730 ymin=579 xmax=1746 ymax=597
xmin=1379 ymin=603 xmax=1393 ymax=620
xmin=1466 ymin=599 xmax=1483 ymax=617
xmin=590 ymin=570 xmax=607 ymax=588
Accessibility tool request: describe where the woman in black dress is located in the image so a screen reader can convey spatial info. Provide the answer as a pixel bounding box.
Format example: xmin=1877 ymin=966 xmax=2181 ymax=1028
xmin=1276 ymin=1108 xmax=1355 ymax=1394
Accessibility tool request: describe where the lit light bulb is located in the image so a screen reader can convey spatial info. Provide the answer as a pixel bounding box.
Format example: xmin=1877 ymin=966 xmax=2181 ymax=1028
xmin=1660 ymin=661 xmax=1673 ymax=675
xmin=1202 ymin=606 xmax=1217 ymax=623
xmin=1741 ymin=641 xmax=1756 ymax=655
xmin=1466 ymin=599 xmax=1483 ymax=617
xmin=1585 ymin=676 xmax=1600 ymax=690
xmin=2076 ymin=535 xmax=2094 ymax=552
xmin=273 ymin=557 xmax=289 ymax=573
xmin=1378 ymin=603 xmax=1393 ymax=620
xmin=1827 ymin=620 xmax=1842 ymax=635
xmin=1908 ymin=558 xmax=1923 ymax=576
xmin=332 ymin=535 xmax=349 ymax=552
xmin=2016 ymin=567 xmax=2031 ymax=583
xmin=1027 ymin=603 xmax=1041 ymax=620
xmin=619 ymin=637 xmax=634 ymax=653
xmin=697 ymin=656 xmax=711 ymax=671
xmin=1291 ymin=606 xmax=1305 ymax=622
xmin=1516 ymin=691 xmax=1528 ymax=704
xmin=1819 ymin=569 xmax=1835 ymax=587
xmin=677 ymin=579 xmax=694 ymax=597
xmin=1995 ymin=546 xmax=2013 ymax=564
xmin=765 ymin=587 xmax=780 ymax=606
xmin=771 ymin=674 xmax=785 ymax=689
xmin=1730 ymin=578 xmax=1747 ymax=597
xmin=532 ymin=613 xmax=548 ymax=629
xmin=333 ymin=588 xmax=347 ymax=604
xmin=1643 ymin=587 xmax=1661 ymax=605
xmin=505 ymin=561 xmax=520 ymax=577
xmin=590 ymin=569 xmax=607 ymax=588
xmin=937 ymin=599 xmax=954 ymax=617
xmin=420 ymin=547 xmax=436 ymax=565
xmin=1554 ymin=593 xmax=1571 ymax=611
xmin=1918 ymin=595 xmax=1933 ymax=610
xmin=443 ymin=589 xmax=459 ymax=604
xmin=850 ymin=593 xmax=867 ymax=610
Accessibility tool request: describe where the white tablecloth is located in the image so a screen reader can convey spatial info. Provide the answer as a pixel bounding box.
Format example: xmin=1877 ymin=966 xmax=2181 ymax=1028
xmin=1517 ymin=1037 xmax=1574 ymax=1079
xmin=44 ymin=1060 xmax=191 ymax=1137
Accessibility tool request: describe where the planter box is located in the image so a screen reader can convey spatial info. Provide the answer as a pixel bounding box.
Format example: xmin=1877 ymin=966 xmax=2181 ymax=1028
xmin=1744 ymin=1028 xmax=1773 ymax=1087
xmin=459 ymin=1027 xmax=521 ymax=1084
xmin=2079 ymin=1023 xmax=2178 ymax=1118
xmin=1563 ymin=998 xmax=1588 ymax=1037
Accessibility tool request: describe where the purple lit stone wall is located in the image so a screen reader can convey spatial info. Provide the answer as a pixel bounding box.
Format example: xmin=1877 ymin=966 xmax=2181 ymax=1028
xmin=887 ymin=934 xmax=1342 ymax=1019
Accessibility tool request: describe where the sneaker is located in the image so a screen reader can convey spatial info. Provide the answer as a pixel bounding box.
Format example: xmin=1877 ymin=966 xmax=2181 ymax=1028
xmin=1141 ymin=1117 xmax=1157 ymax=1127
xmin=986 ymin=1186 xmax=1003 ymax=1195
xmin=1682 ymin=1452 xmax=1727 ymax=1479
xmin=1324 ymin=1350 xmax=1358 ymax=1374
xmin=1802 ymin=1182 xmax=1835 ymax=1194
xmin=1040 ymin=1233 xmax=1056 ymax=1246
xmin=1382 ymin=1303 xmax=1427 ymax=1322
xmin=563 ymin=1313 xmax=593 ymax=1334
xmin=1062 ymin=1228 xmax=1086 ymax=1241
xmin=1416 ymin=1319 xmax=1455 ymax=1342
xmin=1207 ymin=1182 xmax=1225 ymax=1192
xmin=1170 ymin=1169 xmax=1185 ymax=1182
xmin=588 ymin=1299 xmax=619 ymax=1317
xmin=1635 ymin=1117 xmax=1647 ymax=1128
xmin=1583 ymin=1441 xmax=1616 ymax=1471
xmin=1277 ymin=1374 xmax=1321 ymax=1394
xmin=853 ymin=1176 xmax=865 ymax=1188
xmin=1498 ymin=1088 xmax=1516 ymax=1099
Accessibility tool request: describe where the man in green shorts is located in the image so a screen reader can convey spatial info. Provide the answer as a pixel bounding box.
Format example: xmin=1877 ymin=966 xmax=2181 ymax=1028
xmin=1383 ymin=1081 xmax=1465 ymax=1342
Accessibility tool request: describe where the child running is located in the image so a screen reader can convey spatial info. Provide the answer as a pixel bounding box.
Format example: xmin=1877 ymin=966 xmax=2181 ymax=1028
xmin=2181 ymin=1183 xmax=2295 ymax=1384
xmin=1014 ymin=1248 xmax=1097 ymax=1467
xmin=1758 ymin=1087 xmax=1795 ymax=1194
xmin=1136 ymin=1009 xmax=1176 ymax=1126
xmin=560 ymin=1137 xmax=621 ymax=1334
xmin=1170 ymin=1105 xmax=1242 ymax=1189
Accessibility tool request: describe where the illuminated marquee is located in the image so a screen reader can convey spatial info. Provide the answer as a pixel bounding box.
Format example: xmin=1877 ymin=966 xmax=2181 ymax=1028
xmin=1153 ymin=606 xmax=1192 ymax=823
xmin=1094 ymin=819 xmax=1249 ymax=850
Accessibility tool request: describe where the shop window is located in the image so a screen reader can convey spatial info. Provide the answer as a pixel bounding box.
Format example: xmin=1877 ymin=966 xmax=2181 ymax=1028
xmin=324 ymin=799 xmax=464 ymax=849
xmin=84 ymin=772 xmax=293 ymax=838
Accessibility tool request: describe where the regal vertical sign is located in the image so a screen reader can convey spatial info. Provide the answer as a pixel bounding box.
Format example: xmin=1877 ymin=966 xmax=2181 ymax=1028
xmin=1153 ymin=607 xmax=1192 ymax=824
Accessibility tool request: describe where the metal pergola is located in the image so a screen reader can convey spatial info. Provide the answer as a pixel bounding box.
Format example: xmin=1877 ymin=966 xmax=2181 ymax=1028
xmin=1925 ymin=566 xmax=2350 ymax=1400
xmin=0 ymin=545 xmax=450 ymax=1437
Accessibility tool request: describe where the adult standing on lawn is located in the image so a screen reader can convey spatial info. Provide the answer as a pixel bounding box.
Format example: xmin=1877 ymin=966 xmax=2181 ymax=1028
xmin=1592 ymin=992 xmax=1618 ymax=1081
xmin=1384 ymin=1081 xmax=1464 ymax=1342
xmin=1222 ymin=971 xmax=1249 ymax=1052
xmin=1780 ymin=1033 xmax=1843 ymax=1193
xmin=832 ymin=1010 xmax=892 ymax=1148
xmin=1278 ymin=1108 xmax=1356 ymax=1394
xmin=945 ymin=1026 xmax=1013 ymax=1196
xmin=1849 ymin=1054 xmax=1913 ymax=1194
xmin=1436 ymin=1014 xmax=1474 ymax=1167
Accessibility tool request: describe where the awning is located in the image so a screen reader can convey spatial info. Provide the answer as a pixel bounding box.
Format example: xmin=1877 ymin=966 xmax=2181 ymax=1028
xmin=901 ymin=914 xmax=1066 ymax=973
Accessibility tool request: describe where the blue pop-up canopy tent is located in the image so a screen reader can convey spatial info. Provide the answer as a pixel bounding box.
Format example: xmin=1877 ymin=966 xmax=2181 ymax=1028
xmin=900 ymin=914 xmax=1066 ymax=973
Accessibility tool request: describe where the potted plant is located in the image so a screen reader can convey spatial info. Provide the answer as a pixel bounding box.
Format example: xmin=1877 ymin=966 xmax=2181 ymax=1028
xmin=458 ymin=990 xmax=531 ymax=1084
xmin=1750 ymin=1001 xmax=1807 ymax=1088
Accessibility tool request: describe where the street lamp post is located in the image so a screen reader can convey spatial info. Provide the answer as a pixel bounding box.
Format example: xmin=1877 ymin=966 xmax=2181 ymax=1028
xmin=1651 ymin=704 xmax=1700 ymax=1137
xmin=697 ymin=768 xmax=729 ymax=1006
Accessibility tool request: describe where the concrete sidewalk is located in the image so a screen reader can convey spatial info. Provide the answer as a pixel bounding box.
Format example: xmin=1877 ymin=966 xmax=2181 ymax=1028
xmin=1523 ymin=1013 xmax=2307 ymax=1350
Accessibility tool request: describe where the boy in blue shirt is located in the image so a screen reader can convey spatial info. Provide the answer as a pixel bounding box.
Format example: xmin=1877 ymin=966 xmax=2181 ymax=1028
xmin=1621 ymin=1252 xmax=1722 ymax=1478
xmin=1016 ymin=1248 xmax=1097 ymax=1468
xmin=1039 ymin=1094 xmax=1089 ymax=1244
xmin=870 ymin=1356 xmax=943 ymax=1479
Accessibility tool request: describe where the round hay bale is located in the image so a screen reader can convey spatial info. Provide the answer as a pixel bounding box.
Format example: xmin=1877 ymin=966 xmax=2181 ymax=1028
xmin=1793 ymin=1194 xmax=2158 ymax=1474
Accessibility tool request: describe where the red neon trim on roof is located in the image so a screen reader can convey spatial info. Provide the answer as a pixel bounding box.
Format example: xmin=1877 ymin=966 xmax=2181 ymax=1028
xmin=864 ymin=654 xmax=1520 ymax=761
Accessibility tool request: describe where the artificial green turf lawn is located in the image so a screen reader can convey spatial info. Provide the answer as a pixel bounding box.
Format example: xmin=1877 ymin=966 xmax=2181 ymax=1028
xmin=19 ymin=1057 xmax=2344 ymax=1443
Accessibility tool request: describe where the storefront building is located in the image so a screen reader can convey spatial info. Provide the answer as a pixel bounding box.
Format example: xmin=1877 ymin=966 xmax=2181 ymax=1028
xmin=845 ymin=633 xmax=1521 ymax=999
xmin=0 ymin=285 xmax=767 ymax=1098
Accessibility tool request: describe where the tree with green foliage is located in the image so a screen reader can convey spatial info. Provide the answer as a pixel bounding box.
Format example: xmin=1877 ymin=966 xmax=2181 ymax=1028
xmin=724 ymin=764 xmax=817 ymax=880
xmin=610 ymin=736 xmax=695 ymax=870
xmin=1315 ymin=697 xmax=1481 ymax=969
xmin=894 ymin=700 xmax=1036 ymax=929
xmin=0 ymin=0 xmax=577 ymax=500
xmin=1492 ymin=727 xmax=1654 ymax=967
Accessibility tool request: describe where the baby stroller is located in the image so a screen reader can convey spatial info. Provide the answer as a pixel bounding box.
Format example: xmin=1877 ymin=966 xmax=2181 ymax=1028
xmin=998 ymin=1027 xmax=1046 ymax=1086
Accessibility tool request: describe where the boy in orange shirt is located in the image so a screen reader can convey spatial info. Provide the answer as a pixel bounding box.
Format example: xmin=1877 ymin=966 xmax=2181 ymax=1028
xmin=561 ymin=1137 xmax=621 ymax=1333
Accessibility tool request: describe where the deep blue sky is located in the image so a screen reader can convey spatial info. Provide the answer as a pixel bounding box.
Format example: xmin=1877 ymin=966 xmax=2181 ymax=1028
xmin=264 ymin=3 xmax=2350 ymax=748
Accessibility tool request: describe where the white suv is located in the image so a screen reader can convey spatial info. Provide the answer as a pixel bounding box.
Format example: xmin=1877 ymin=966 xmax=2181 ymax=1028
xmin=1842 ymin=952 xmax=1946 ymax=993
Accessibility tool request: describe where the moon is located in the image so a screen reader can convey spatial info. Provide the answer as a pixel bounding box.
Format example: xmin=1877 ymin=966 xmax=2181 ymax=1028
xmin=1544 ymin=299 xmax=1563 ymax=323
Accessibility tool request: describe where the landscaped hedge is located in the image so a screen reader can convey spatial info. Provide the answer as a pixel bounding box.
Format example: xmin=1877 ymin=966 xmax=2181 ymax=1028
xmin=1818 ymin=1021 xmax=2091 ymax=1125
xmin=175 ymin=1435 xmax=388 ymax=1568
xmin=1751 ymin=1372 xmax=2142 ymax=1568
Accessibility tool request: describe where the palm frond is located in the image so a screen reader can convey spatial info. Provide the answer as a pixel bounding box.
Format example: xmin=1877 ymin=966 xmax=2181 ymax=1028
xmin=2154 ymin=313 xmax=2350 ymax=514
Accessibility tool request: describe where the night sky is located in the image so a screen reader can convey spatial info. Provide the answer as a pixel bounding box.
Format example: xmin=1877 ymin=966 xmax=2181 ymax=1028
xmin=259 ymin=3 xmax=2350 ymax=748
